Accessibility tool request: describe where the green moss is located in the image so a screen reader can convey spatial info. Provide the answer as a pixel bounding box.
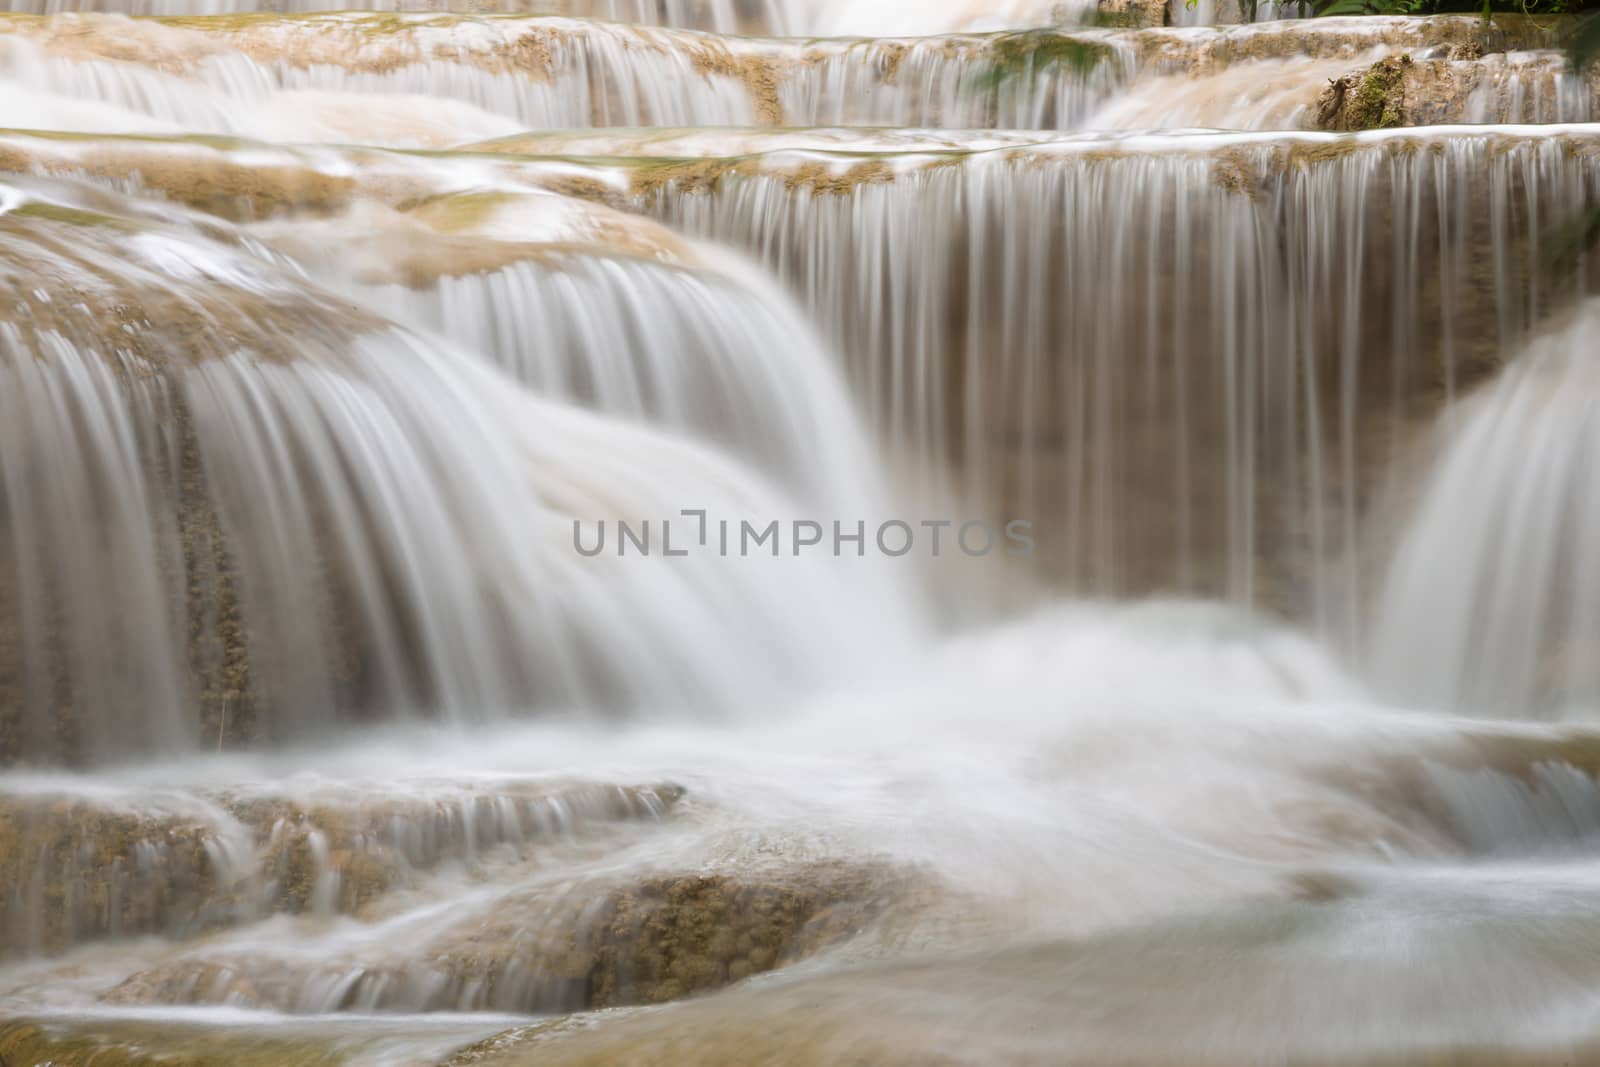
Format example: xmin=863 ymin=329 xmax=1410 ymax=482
xmin=968 ymin=31 xmax=1114 ymax=95
xmin=1347 ymin=55 xmax=1412 ymax=130
xmin=400 ymin=190 xmax=518 ymax=232
xmin=0 ymin=1019 xmax=352 ymax=1067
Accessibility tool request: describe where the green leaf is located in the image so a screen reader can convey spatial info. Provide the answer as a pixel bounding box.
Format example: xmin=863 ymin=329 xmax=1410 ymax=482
xmin=1318 ymin=0 xmax=1376 ymax=14
xmin=1541 ymin=204 xmax=1600 ymax=275
xmin=1569 ymin=12 xmax=1600 ymax=71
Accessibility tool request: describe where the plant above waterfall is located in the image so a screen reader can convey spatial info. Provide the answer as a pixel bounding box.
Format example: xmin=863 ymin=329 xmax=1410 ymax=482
xmin=1314 ymin=0 xmax=1597 ymax=14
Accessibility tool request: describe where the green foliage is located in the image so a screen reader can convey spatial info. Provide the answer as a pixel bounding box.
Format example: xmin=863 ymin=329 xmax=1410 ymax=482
xmin=1344 ymin=55 xmax=1411 ymax=127
xmin=1310 ymin=0 xmax=1600 ymax=73
xmin=1542 ymin=205 xmax=1600 ymax=274
xmin=1568 ymin=10 xmax=1600 ymax=68
xmin=967 ymin=31 xmax=1114 ymax=95
xmin=1314 ymin=0 xmax=1597 ymax=15
xmin=1185 ymin=0 xmax=1286 ymax=17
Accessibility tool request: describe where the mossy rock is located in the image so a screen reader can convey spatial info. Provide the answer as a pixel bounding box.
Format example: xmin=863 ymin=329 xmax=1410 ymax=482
xmin=0 ymin=1020 xmax=350 ymax=1067
xmin=1318 ymin=55 xmax=1414 ymax=132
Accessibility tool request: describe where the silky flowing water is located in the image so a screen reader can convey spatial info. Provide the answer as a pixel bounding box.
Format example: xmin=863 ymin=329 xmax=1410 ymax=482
xmin=2 ymin=3 xmax=1600 ymax=1065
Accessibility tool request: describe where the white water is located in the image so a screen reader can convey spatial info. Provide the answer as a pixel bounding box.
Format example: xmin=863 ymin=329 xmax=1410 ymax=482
xmin=610 ymin=126 xmax=1596 ymax=620
xmin=0 ymin=0 xmax=1100 ymax=34
xmin=0 ymin=176 xmax=923 ymax=764
xmin=1371 ymin=299 xmax=1600 ymax=718
xmin=2 ymin=14 xmax=1570 ymax=141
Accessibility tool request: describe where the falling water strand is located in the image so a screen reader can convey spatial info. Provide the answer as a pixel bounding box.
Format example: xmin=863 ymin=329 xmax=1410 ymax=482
xmin=1371 ymin=299 xmax=1600 ymax=716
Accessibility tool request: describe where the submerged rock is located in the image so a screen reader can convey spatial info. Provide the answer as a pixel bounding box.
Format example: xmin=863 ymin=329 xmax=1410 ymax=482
xmin=0 ymin=1020 xmax=350 ymax=1067
xmin=436 ymin=860 xmax=932 ymax=1011
xmin=101 ymin=858 xmax=934 ymax=1014
xmin=0 ymin=781 xmax=685 ymax=956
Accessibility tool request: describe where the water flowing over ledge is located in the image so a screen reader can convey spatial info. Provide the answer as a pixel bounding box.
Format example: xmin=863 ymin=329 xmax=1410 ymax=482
xmin=0 ymin=13 xmax=1580 ymax=139
xmin=1372 ymin=299 xmax=1600 ymax=717
xmin=0 ymin=0 xmax=1105 ymax=36
xmin=7 ymin=0 xmax=1600 ymax=1062
xmin=0 ymin=175 xmax=923 ymax=765
xmin=473 ymin=124 xmax=1600 ymax=626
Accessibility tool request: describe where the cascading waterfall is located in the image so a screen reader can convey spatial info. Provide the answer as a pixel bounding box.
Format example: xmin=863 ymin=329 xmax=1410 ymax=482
xmin=1370 ymin=299 xmax=1600 ymax=717
xmin=0 ymin=177 xmax=921 ymax=765
xmin=9 ymin=1 xmax=1600 ymax=1064
xmin=0 ymin=14 xmax=1132 ymax=135
xmin=7 ymin=14 xmax=1572 ymax=140
xmin=557 ymin=127 xmax=1598 ymax=621
xmin=354 ymin=250 xmax=893 ymax=514
xmin=0 ymin=0 xmax=1101 ymax=34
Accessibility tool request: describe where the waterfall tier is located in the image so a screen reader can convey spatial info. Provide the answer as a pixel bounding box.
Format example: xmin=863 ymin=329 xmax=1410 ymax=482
xmin=458 ymin=125 xmax=1600 ymax=623
xmin=0 ymin=13 xmax=1578 ymax=140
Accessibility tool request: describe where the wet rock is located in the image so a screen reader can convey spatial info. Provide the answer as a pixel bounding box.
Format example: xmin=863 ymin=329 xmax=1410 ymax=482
xmin=0 ymin=794 xmax=233 ymax=957
xmin=102 ymin=858 xmax=934 ymax=1014
xmin=438 ymin=860 xmax=932 ymax=1011
xmin=0 ymin=1020 xmax=349 ymax=1067
xmin=1320 ymin=53 xmax=1412 ymax=130
xmin=1317 ymin=51 xmax=1596 ymax=131
xmin=1096 ymin=0 xmax=1167 ymax=27
xmin=0 ymin=781 xmax=685 ymax=957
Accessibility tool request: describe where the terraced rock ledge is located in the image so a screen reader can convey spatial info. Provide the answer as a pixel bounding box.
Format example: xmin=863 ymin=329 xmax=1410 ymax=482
xmin=0 ymin=781 xmax=685 ymax=955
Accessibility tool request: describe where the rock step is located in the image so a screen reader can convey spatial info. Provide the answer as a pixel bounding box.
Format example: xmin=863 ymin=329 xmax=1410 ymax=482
xmin=0 ymin=12 xmax=1572 ymax=136
xmin=98 ymin=859 xmax=932 ymax=1015
xmin=0 ymin=780 xmax=685 ymax=956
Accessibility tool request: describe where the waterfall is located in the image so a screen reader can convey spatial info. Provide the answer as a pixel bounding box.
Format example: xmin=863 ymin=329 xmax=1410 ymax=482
xmin=352 ymin=249 xmax=891 ymax=515
xmin=10 ymin=0 xmax=1600 ymax=1061
xmin=525 ymin=127 xmax=1597 ymax=621
xmin=0 ymin=0 xmax=1099 ymax=34
xmin=0 ymin=14 xmax=1131 ymax=135
xmin=1371 ymin=299 xmax=1600 ymax=717
xmin=5 ymin=14 xmax=1567 ymax=140
xmin=0 ymin=176 xmax=921 ymax=765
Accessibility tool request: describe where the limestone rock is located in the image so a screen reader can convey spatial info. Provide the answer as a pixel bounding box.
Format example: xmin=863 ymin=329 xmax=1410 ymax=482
xmin=1317 ymin=51 xmax=1596 ymax=131
xmin=101 ymin=858 xmax=935 ymax=1015
xmin=0 ymin=781 xmax=685 ymax=957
